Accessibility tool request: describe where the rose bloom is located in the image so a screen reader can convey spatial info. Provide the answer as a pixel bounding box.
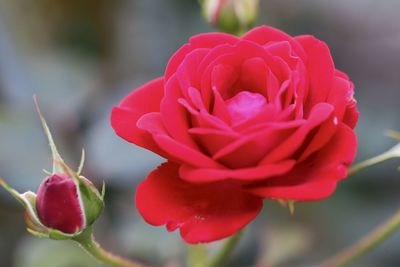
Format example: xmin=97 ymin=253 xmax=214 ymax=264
xmin=111 ymin=26 xmax=358 ymax=243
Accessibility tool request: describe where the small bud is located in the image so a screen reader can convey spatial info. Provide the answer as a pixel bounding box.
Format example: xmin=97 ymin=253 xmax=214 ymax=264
xmin=0 ymin=97 xmax=104 ymax=240
xmin=201 ymin=0 xmax=259 ymax=34
xmin=36 ymin=173 xmax=85 ymax=234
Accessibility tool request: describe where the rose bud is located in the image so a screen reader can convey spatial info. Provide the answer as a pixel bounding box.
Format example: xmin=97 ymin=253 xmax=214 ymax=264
xmin=36 ymin=173 xmax=84 ymax=234
xmin=201 ymin=0 xmax=259 ymax=34
xmin=0 ymin=97 xmax=104 ymax=239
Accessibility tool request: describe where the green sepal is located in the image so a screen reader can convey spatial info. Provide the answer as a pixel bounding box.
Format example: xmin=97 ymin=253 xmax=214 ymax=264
xmin=1 ymin=179 xmax=49 ymax=237
xmin=1 ymin=179 xmax=45 ymax=231
xmin=277 ymin=199 xmax=296 ymax=215
xmin=34 ymin=96 xmax=65 ymax=174
xmin=48 ymin=228 xmax=81 ymax=240
xmin=78 ymin=175 xmax=104 ymax=226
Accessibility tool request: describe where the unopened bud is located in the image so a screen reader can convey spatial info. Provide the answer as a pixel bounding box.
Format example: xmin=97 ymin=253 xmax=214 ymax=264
xmin=201 ymin=0 xmax=259 ymax=34
xmin=0 ymin=97 xmax=104 ymax=239
xmin=36 ymin=173 xmax=85 ymax=234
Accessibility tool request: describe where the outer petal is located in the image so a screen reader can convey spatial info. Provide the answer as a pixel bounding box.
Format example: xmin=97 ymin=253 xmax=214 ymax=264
xmin=343 ymin=102 xmax=359 ymax=129
xmin=246 ymin=124 xmax=357 ymax=200
xmin=136 ymin=162 xmax=263 ymax=244
xmin=111 ymin=78 xmax=164 ymax=155
xmin=260 ymin=103 xmax=334 ymax=164
xmin=179 ymin=160 xmax=295 ymax=183
xmin=295 ymin=35 xmax=335 ymax=114
xmin=138 ymin=112 xmax=222 ymax=168
xmin=165 ymin=33 xmax=238 ymax=80
xmin=243 ymin=25 xmax=306 ymax=59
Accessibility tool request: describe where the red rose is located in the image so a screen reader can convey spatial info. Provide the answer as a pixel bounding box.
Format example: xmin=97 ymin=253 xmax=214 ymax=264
xmin=111 ymin=26 xmax=358 ymax=243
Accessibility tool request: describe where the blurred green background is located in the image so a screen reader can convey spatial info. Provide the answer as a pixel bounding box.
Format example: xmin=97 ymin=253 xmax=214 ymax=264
xmin=0 ymin=0 xmax=400 ymax=266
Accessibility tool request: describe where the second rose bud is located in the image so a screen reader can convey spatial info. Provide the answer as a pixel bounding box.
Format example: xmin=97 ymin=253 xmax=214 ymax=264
xmin=201 ymin=0 xmax=259 ymax=34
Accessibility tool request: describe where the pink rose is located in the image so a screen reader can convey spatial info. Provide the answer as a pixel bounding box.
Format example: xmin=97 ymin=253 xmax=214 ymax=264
xmin=111 ymin=25 xmax=358 ymax=243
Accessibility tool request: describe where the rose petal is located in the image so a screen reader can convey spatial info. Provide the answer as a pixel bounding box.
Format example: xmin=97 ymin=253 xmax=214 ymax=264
xmin=297 ymin=112 xmax=338 ymax=162
xmin=189 ymin=32 xmax=239 ymax=48
xmin=246 ymin=124 xmax=357 ymax=200
xmin=243 ymin=25 xmax=306 ymax=59
xmin=136 ymin=162 xmax=263 ymax=243
xmin=343 ymin=102 xmax=359 ymax=129
xmin=295 ymin=35 xmax=335 ymax=115
xmin=327 ymin=76 xmax=352 ymax=121
xmin=265 ymin=41 xmax=300 ymax=69
xmin=179 ymin=160 xmax=296 ymax=182
xmin=176 ymin=49 xmax=210 ymax=96
xmin=211 ymin=85 xmax=232 ymax=124
xmin=111 ymin=78 xmax=165 ymax=155
xmin=260 ymin=103 xmax=334 ymax=164
xmin=213 ymin=120 xmax=304 ymax=168
xmin=189 ymin=127 xmax=239 ymax=155
xmin=239 ymin=57 xmax=269 ymax=97
xmin=137 ymin=112 xmax=221 ymax=168
xmin=165 ymin=33 xmax=238 ymax=81
xmin=161 ymin=76 xmax=200 ymax=149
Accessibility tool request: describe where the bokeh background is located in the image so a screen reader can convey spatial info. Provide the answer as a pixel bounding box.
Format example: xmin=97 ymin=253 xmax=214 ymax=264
xmin=0 ymin=0 xmax=400 ymax=266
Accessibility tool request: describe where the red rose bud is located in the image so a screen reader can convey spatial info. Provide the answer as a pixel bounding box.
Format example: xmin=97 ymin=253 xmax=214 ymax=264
xmin=0 ymin=97 xmax=105 ymax=240
xmin=201 ymin=0 xmax=259 ymax=34
xmin=36 ymin=173 xmax=85 ymax=234
xmin=1 ymin=168 xmax=104 ymax=239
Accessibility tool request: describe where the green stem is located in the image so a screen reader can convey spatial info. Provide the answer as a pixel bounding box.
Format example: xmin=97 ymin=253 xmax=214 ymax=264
xmin=75 ymin=230 xmax=146 ymax=267
xmin=347 ymin=152 xmax=393 ymax=176
xmin=208 ymin=230 xmax=243 ymax=267
xmin=188 ymin=244 xmax=208 ymax=267
xmin=319 ymin=208 xmax=400 ymax=267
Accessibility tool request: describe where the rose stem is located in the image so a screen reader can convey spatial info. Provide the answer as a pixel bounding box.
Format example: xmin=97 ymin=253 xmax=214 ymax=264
xmin=74 ymin=229 xmax=147 ymax=267
xmin=188 ymin=244 xmax=208 ymax=267
xmin=347 ymin=152 xmax=394 ymax=176
xmin=208 ymin=230 xmax=243 ymax=267
xmin=318 ymin=208 xmax=400 ymax=267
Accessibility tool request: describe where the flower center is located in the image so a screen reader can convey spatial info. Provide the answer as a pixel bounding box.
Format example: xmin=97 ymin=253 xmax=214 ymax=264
xmin=226 ymin=91 xmax=266 ymax=125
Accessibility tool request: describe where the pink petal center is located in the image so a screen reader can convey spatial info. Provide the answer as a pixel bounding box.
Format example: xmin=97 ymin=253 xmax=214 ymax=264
xmin=226 ymin=91 xmax=267 ymax=125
